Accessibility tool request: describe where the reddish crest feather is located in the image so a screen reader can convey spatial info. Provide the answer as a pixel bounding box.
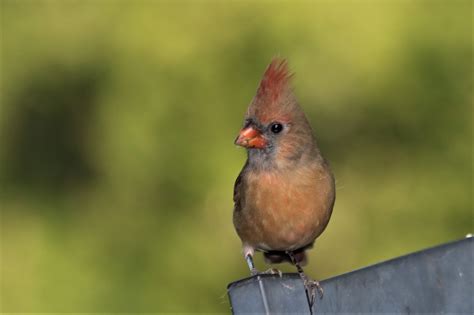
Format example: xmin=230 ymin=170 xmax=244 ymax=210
xmin=257 ymin=58 xmax=293 ymax=102
xmin=249 ymin=58 xmax=296 ymax=124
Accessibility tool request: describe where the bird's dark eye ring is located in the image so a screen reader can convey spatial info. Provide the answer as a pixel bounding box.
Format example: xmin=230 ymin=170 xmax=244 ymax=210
xmin=270 ymin=123 xmax=283 ymax=134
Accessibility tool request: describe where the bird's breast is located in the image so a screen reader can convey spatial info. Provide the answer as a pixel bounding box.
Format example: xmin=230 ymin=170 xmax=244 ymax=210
xmin=235 ymin=164 xmax=334 ymax=251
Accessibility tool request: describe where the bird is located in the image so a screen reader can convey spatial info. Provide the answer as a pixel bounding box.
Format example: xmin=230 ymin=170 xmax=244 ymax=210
xmin=233 ymin=58 xmax=335 ymax=304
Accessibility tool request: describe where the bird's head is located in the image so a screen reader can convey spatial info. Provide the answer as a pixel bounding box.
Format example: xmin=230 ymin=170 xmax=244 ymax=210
xmin=235 ymin=58 xmax=315 ymax=167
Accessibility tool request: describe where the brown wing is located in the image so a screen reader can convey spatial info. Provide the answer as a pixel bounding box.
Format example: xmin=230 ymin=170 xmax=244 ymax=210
xmin=233 ymin=160 xmax=248 ymax=212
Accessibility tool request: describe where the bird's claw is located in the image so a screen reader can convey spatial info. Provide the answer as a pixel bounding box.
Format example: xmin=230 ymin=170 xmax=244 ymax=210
xmin=263 ymin=268 xmax=283 ymax=277
xmin=304 ymin=278 xmax=323 ymax=306
xmin=250 ymin=268 xmax=283 ymax=277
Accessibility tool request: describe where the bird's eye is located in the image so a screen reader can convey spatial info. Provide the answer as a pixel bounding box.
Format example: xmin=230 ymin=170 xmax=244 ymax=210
xmin=270 ymin=123 xmax=283 ymax=134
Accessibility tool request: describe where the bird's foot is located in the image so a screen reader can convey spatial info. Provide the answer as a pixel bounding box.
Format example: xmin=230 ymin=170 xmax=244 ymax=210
xmin=263 ymin=268 xmax=283 ymax=277
xmin=286 ymin=250 xmax=323 ymax=307
xmin=303 ymin=277 xmax=323 ymax=307
xmin=250 ymin=268 xmax=283 ymax=277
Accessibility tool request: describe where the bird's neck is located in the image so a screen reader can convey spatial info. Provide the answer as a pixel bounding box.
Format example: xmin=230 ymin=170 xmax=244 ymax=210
xmin=247 ymin=148 xmax=277 ymax=171
xmin=246 ymin=142 xmax=321 ymax=172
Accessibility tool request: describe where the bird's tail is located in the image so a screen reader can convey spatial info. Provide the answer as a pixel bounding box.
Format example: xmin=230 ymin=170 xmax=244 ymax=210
xmin=263 ymin=248 xmax=308 ymax=266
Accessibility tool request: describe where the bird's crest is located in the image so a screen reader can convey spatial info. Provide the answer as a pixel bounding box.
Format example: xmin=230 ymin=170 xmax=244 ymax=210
xmin=248 ymin=58 xmax=299 ymax=124
xmin=256 ymin=58 xmax=293 ymax=102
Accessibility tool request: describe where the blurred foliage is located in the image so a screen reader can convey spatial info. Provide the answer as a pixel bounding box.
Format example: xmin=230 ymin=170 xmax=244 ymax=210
xmin=0 ymin=0 xmax=472 ymax=312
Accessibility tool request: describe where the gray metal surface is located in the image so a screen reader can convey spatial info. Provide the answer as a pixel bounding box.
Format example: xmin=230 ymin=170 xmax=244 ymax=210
xmin=228 ymin=237 xmax=473 ymax=314
xmin=228 ymin=273 xmax=311 ymax=314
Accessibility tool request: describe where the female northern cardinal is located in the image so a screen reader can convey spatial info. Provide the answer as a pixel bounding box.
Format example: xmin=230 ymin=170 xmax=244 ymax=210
xmin=233 ymin=58 xmax=335 ymax=303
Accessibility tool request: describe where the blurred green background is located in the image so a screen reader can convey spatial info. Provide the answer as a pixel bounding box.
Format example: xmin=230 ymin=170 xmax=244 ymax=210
xmin=0 ymin=0 xmax=472 ymax=312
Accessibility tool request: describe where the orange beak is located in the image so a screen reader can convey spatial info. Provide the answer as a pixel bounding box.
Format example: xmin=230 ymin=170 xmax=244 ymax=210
xmin=235 ymin=127 xmax=267 ymax=149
